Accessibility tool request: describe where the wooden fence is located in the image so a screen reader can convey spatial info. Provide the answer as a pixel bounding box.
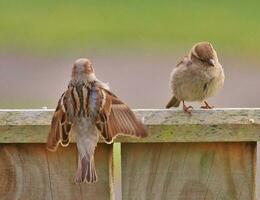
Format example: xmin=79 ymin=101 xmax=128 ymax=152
xmin=0 ymin=108 xmax=259 ymax=200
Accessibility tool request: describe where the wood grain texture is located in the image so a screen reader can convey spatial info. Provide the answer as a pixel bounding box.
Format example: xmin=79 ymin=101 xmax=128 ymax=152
xmin=0 ymin=144 xmax=52 ymax=200
xmin=0 ymin=109 xmax=258 ymax=199
xmin=0 ymin=109 xmax=260 ymax=142
xmin=121 ymin=142 xmax=256 ymax=200
xmin=0 ymin=144 xmax=112 ymax=200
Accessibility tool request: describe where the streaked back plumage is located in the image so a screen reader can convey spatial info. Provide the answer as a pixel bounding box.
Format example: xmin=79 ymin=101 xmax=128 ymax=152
xmin=46 ymin=58 xmax=148 ymax=183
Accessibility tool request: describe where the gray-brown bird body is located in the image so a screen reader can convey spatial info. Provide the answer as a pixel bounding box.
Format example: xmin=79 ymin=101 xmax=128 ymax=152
xmin=46 ymin=58 xmax=147 ymax=183
xmin=166 ymin=42 xmax=225 ymax=110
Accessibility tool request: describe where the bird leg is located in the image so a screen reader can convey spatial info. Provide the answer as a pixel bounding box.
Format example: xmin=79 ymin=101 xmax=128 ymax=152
xmin=201 ymin=101 xmax=214 ymax=109
xmin=182 ymin=101 xmax=193 ymax=115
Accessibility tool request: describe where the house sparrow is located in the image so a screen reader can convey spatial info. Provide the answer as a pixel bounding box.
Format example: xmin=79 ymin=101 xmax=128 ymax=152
xmin=166 ymin=42 xmax=225 ymax=114
xmin=46 ymin=58 xmax=147 ymax=183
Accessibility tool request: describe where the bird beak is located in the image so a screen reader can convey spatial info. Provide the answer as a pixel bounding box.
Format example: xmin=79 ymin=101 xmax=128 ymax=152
xmin=208 ymin=59 xmax=215 ymax=66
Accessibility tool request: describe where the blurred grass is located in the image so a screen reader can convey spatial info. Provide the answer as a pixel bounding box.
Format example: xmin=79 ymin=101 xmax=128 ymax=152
xmin=0 ymin=0 xmax=259 ymax=55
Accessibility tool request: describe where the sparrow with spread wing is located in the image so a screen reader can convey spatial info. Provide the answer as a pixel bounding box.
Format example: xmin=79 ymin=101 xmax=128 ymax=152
xmin=46 ymin=58 xmax=147 ymax=183
xmin=166 ymin=42 xmax=225 ymax=115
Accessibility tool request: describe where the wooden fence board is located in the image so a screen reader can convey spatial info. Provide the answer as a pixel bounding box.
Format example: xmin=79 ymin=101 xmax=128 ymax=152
xmin=46 ymin=144 xmax=81 ymax=200
xmin=0 ymin=144 xmax=112 ymax=200
xmin=121 ymin=142 xmax=256 ymax=200
xmin=0 ymin=109 xmax=260 ymax=143
xmin=78 ymin=144 xmax=112 ymax=200
xmin=0 ymin=144 xmax=52 ymax=200
xmin=1 ymin=108 xmax=259 ymax=125
xmin=0 ymin=109 xmax=258 ymax=200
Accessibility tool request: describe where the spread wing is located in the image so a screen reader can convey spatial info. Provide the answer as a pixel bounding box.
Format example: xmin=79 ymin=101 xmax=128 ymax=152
xmin=95 ymin=88 xmax=147 ymax=144
xmin=46 ymin=87 xmax=76 ymax=151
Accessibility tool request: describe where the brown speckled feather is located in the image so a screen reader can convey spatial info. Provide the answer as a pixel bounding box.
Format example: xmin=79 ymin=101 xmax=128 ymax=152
xmin=46 ymin=88 xmax=77 ymax=151
xmin=47 ymin=57 xmax=149 ymax=184
xmin=96 ymin=88 xmax=147 ymax=143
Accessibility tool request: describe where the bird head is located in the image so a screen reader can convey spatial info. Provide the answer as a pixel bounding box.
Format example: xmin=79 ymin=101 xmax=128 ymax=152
xmin=190 ymin=42 xmax=218 ymax=67
xmin=72 ymin=58 xmax=97 ymax=83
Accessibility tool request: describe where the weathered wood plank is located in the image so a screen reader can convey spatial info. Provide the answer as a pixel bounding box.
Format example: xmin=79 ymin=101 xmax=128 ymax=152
xmin=0 ymin=144 xmax=112 ymax=200
xmin=0 ymin=144 xmax=52 ymax=200
xmin=0 ymin=109 xmax=259 ymax=142
xmin=1 ymin=108 xmax=259 ymax=125
xmin=46 ymin=144 xmax=81 ymax=200
xmin=47 ymin=143 xmax=112 ymax=200
xmin=0 ymin=125 xmax=49 ymax=143
xmin=121 ymin=142 xmax=256 ymax=200
xmin=77 ymin=144 xmax=112 ymax=200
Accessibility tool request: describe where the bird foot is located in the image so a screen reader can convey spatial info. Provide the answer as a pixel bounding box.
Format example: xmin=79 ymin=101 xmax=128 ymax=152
xmin=201 ymin=101 xmax=214 ymax=109
xmin=183 ymin=105 xmax=193 ymax=115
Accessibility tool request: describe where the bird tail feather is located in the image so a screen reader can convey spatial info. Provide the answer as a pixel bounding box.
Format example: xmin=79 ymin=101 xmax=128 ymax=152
xmin=75 ymin=155 xmax=97 ymax=183
xmin=166 ymin=96 xmax=181 ymax=108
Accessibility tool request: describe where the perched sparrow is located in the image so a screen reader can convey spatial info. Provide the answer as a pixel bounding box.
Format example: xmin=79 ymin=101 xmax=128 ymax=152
xmin=46 ymin=58 xmax=147 ymax=183
xmin=166 ymin=42 xmax=225 ymax=114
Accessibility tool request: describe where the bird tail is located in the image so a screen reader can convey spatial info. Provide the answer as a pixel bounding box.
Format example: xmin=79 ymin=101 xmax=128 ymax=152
xmin=75 ymin=154 xmax=97 ymax=183
xmin=166 ymin=96 xmax=180 ymax=108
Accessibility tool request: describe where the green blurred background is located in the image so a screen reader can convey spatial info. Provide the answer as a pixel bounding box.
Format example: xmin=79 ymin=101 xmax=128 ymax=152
xmin=0 ymin=0 xmax=259 ymax=108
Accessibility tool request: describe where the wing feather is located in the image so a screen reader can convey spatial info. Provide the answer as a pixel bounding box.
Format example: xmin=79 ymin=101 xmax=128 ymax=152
xmin=72 ymin=87 xmax=80 ymax=116
xmin=46 ymin=88 xmax=76 ymax=151
xmin=46 ymin=97 xmax=64 ymax=151
xmin=95 ymin=88 xmax=147 ymax=143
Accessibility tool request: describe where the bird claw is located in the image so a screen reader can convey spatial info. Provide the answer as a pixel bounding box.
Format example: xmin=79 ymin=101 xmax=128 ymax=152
xmin=201 ymin=105 xmax=214 ymax=109
xmin=183 ymin=105 xmax=193 ymax=115
xmin=201 ymin=101 xmax=214 ymax=109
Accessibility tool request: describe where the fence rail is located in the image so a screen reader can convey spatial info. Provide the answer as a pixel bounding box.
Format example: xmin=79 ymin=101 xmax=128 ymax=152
xmin=0 ymin=108 xmax=259 ymax=200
